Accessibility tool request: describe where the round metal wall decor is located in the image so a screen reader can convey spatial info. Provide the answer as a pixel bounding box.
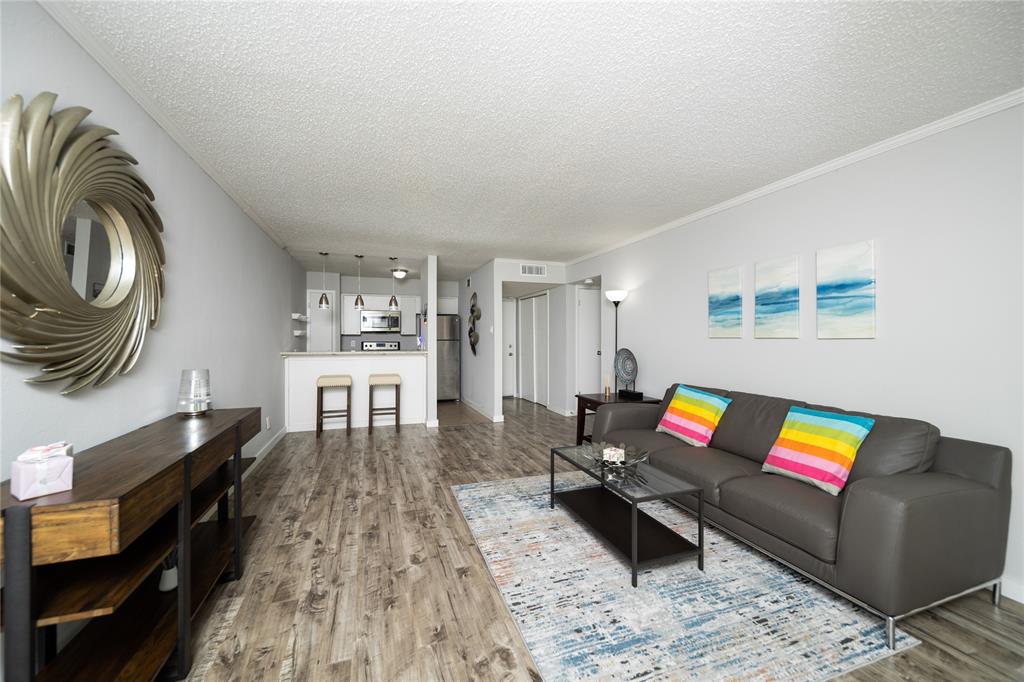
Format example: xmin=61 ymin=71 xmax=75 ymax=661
xmin=614 ymin=348 xmax=638 ymax=387
xmin=1 ymin=92 xmax=165 ymax=394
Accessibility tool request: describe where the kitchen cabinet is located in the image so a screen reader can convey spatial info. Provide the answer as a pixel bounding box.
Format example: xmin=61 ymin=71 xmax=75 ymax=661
xmin=399 ymin=295 xmax=421 ymax=335
xmin=364 ymin=294 xmax=390 ymax=311
xmin=438 ymin=296 xmax=458 ymax=315
xmin=341 ymin=295 xmax=361 ymax=334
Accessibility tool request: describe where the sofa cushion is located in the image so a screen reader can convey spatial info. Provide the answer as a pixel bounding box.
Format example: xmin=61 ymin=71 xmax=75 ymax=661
xmin=655 ymin=385 xmax=733 ymax=447
xmin=718 ymin=474 xmax=842 ymax=562
xmin=804 ymin=403 xmax=940 ymax=481
xmin=762 ymin=406 xmax=876 ymax=495
xmin=710 ymin=392 xmax=806 ymax=463
xmin=648 ymin=446 xmax=763 ymax=505
xmin=654 ymin=384 xmax=731 ymax=423
xmin=601 ymin=429 xmax=682 ymax=456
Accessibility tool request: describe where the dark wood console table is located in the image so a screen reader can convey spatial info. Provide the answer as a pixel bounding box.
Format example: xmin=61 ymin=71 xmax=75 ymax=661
xmin=1 ymin=407 xmax=261 ymax=682
xmin=575 ymin=393 xmax=661 ymax=445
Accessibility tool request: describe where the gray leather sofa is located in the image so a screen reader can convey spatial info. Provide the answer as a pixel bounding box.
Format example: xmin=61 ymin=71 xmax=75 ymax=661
xmin=592 ymin=383 xmax=1012 ymax=648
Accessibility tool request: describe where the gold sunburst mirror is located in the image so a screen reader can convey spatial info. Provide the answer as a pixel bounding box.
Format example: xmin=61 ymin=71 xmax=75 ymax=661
xmin=1 ymin=92 xmax=165 ymax=394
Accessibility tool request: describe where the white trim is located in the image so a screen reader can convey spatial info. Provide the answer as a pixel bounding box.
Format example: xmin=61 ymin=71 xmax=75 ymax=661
xmin=425 ymin=419 xmax=439 ymax=428
xmin=253 ymin=426 xmax=287 ymax=461
xmin=1003 ymin=576 xmax=1023 ymax=603
xmin=568 ymin=89 xmax=1024 ymax=266
xmin=40 ymin=2 xmax=287 ymax=248
xmin=461 ymin=397 xmax=503 ymax=423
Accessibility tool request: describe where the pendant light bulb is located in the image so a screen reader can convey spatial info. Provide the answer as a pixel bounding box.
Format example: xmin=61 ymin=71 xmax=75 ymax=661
xmin=318 ymin=252 xmax=330 ymax=310
xmin=354 ymin=255 xmax=364 ymax=310
xmin=388 ymin=257 xmax=400 ymax=311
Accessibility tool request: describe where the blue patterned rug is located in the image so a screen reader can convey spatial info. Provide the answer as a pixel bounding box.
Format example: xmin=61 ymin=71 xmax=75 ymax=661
xmin=453 ymin=473 xmax=917 ymax=681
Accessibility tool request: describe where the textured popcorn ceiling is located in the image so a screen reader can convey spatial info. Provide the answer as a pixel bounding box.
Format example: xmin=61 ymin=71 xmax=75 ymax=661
xmin=53 ymin=1 xmax=1023 ymax=277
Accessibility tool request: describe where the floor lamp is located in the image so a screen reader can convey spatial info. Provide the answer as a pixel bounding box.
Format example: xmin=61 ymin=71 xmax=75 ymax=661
xmin=605 ymin=289 xmax=628 ymax=391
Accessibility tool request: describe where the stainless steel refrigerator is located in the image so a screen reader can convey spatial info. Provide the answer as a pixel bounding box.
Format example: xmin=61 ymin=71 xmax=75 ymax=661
xmin=437 ymin=314 xmax=461 ymax=401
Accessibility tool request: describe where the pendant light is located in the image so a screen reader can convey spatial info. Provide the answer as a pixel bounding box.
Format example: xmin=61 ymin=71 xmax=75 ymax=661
xmin=388 ymin=257 xmax=400 ymax=311
xmin=353 ymin=255 xmax=364 ymax=310
xmin=317 ymin=252 xmax=330 ymax=310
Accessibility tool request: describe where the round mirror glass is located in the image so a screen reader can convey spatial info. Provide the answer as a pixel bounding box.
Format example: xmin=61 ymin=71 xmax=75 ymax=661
xmin=61 ymin=200 xmax=113 ymax=304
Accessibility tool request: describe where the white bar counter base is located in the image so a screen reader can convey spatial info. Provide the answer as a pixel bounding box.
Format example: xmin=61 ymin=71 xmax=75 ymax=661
xmin=283 ymin=351 xmax=427 ymax=431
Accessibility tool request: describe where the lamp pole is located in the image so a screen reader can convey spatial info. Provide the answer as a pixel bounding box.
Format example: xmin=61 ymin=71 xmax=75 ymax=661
xmin=604 ymin=290 xmax=628 ymax=393
xmin=613 ymin=300 xmax=621 ymax=391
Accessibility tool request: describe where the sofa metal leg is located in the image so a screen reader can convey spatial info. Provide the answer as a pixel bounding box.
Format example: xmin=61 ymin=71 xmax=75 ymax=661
xmin=992 ymin=581 xmax=1001 ymax=606
xmin=885 ymin=616 xmax=896 ymax=649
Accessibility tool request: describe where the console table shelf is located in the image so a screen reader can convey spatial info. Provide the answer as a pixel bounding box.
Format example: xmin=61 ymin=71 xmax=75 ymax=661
xmin=1 ymin=408 xmax=261 ymax=682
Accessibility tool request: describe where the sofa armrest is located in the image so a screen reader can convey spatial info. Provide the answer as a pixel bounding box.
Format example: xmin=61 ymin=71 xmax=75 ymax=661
xmin=592 ymin=403 xmax=661 ymax=442
xmin=836 ymin=472 xmax=1009 ymax=616
xmin=931 ymin=436 xmax=1012 ymax=490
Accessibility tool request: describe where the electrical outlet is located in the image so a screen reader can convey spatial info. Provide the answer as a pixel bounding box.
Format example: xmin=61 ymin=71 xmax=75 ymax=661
xmin=265 ymin=416 xmax=271 ymax=431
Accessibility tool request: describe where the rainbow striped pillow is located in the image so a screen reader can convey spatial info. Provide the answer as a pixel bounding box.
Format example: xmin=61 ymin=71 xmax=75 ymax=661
xmin=762 ymin=407 xmax=875 ymax=495
xmin=655 ymin=385 xmax=732 ymax=447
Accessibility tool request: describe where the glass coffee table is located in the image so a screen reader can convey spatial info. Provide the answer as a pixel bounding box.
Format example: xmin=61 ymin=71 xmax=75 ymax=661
xmin=550 ymin=443 xmax=704 ymax=587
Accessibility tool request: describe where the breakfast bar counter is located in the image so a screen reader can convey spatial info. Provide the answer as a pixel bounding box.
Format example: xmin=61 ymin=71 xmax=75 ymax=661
xmin=282 ymin=351 xmax=427 ymax=431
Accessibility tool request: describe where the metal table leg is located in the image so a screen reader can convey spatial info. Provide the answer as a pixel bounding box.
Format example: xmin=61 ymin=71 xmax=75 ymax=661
xmin=631 ymin=501 xmax=638 ymax=588
xmin=549 ymin=448 xmax=555 ymax=509
xmin=698 ymin=491 xmax=704 ymax=572
xmin=3 ymin=504 xmax=35 ymax=682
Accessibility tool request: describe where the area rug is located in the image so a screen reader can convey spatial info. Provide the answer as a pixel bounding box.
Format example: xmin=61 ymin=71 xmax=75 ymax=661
xmin=452 ymin=473 xmax=917 ymax=681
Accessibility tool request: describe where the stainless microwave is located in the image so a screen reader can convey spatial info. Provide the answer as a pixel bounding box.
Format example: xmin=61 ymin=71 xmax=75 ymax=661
xmin=361 ymin=310 xmax=401 ymax=333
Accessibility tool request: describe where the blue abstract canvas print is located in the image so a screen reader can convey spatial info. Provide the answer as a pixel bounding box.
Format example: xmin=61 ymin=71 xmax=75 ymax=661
xmin=755 ymin=256 xmax=799 ymax=338
xmin=708 ymin=266 xmax=742 ymax=338
xmin=816 ymin=241 xmax=876 ymax=338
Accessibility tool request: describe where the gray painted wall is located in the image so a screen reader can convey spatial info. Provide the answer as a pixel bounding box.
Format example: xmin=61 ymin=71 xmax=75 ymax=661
xmin=567 ymin=105 xmax=1023 ymax=599
xmin=459 ymin=260 xmax=499 ymax=419
xmin=1 ymin=2 xmax=306 ymax=478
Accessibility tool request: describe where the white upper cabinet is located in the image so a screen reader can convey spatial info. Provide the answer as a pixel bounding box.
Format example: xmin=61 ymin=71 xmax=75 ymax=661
xmin=398 ymin=295 xmax=421 ymax=335
xmin=438 ymin=296 xmax=458 ymax=315
xmin=340 ymin=295 xmax=361 ymax=335
xmin=364 ymin=294 xmax=390 ymax=311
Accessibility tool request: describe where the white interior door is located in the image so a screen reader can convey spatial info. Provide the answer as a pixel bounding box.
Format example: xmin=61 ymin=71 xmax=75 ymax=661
xmin=502 ymin=299 xmax=516 ymax=397
xmin=307 ymin=290 xmax=337 ymax=351
xmin=534 ymin=294 xmax=549 ymax=406
xmin=576 ymin=288 xmax=601 ymax=394
xmin=519 ymin=297 xmax=535 ymax=401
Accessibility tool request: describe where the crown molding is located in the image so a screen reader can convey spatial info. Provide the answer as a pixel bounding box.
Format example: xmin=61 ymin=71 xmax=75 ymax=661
xmin=40 ymin=1 xmax=287 ymax=248
xmin=568 ymin=88 xmax=1024 ymax=266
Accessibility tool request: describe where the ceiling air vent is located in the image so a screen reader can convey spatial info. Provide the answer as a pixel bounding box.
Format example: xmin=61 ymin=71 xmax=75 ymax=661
xmin=520 ymin=263 xmax=547 ymax=277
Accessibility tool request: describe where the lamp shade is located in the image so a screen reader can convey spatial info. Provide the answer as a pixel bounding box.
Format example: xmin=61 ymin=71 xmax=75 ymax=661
xmin=605 ymin=289 xmax=628 ymax=303
xmin=354 ymin=294 xmax=364 ymax=310
xmin=177 ymin=369 xmax=211 ymax=416
xmin=318 ymin=292 xmax=330 ymax=309
xmin=388 ymin=295 xmax=399 ymax=311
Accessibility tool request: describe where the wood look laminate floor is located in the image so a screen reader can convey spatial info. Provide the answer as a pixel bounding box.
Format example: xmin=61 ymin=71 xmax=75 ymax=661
xmin=189 ymin=399 xmax=1024 ymax=681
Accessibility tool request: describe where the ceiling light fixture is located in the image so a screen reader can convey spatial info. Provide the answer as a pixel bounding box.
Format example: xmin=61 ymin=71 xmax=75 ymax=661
xmin=318 ymin=252 xmax=330 ymax=310
xmin=388 ymin=257 xmax=400 ymax=311
xmin=354 ymin=255 xmax=364 ymax=310
xmin=391 ymin=267 xmax=409 ymax=279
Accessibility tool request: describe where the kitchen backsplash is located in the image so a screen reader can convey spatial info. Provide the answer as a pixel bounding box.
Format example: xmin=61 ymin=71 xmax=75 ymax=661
xmin=340 ymin=333 xmax=419 ymax=351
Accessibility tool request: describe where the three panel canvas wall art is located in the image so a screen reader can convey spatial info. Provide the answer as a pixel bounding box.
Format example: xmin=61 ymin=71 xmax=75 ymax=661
xmin=707 ymin=240 xmax=876 ymax=340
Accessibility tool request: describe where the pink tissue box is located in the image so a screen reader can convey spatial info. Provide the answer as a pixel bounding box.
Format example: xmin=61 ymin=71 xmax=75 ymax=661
xmin=11 ymin=442 xmax=74 ymax=500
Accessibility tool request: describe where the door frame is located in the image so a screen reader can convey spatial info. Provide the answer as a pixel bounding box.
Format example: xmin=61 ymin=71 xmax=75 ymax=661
xmin=502 ymin=297 xmax=517 ymax=398
xmin=517 ymin=290 xmax=550 ymax=407
xmin=574 ymin=286 xmax=602 ymax=394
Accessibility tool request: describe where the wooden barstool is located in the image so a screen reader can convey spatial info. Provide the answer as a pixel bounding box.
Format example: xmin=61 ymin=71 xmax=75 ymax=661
xmin=368 ymin=373 xmax=401 ymax=433
xmin=316 ymin=374 xmax=352 ymax=437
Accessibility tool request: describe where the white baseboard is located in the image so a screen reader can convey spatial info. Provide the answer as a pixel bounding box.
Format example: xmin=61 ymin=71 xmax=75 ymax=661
xmin=253 ymin=426 xmax=286 ymax=461
xmin=426 ymin=419 xmax=439 ymax=428
xmin=1001 ymin=575 xmax=1023 ymax=603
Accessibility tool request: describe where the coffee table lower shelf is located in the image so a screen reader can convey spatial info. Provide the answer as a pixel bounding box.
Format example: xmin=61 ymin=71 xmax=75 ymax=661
xmin=554 ymin=486 xmax=700 ymax=583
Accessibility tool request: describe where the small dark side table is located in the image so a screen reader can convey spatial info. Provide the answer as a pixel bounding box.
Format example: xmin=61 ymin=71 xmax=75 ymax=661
xmin=575 ymin=393 xmax=661 ymax=445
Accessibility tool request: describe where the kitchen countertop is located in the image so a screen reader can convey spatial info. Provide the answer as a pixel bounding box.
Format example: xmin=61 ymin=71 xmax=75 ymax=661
xmin=281 ymin=351 xmax=428 ymax=357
